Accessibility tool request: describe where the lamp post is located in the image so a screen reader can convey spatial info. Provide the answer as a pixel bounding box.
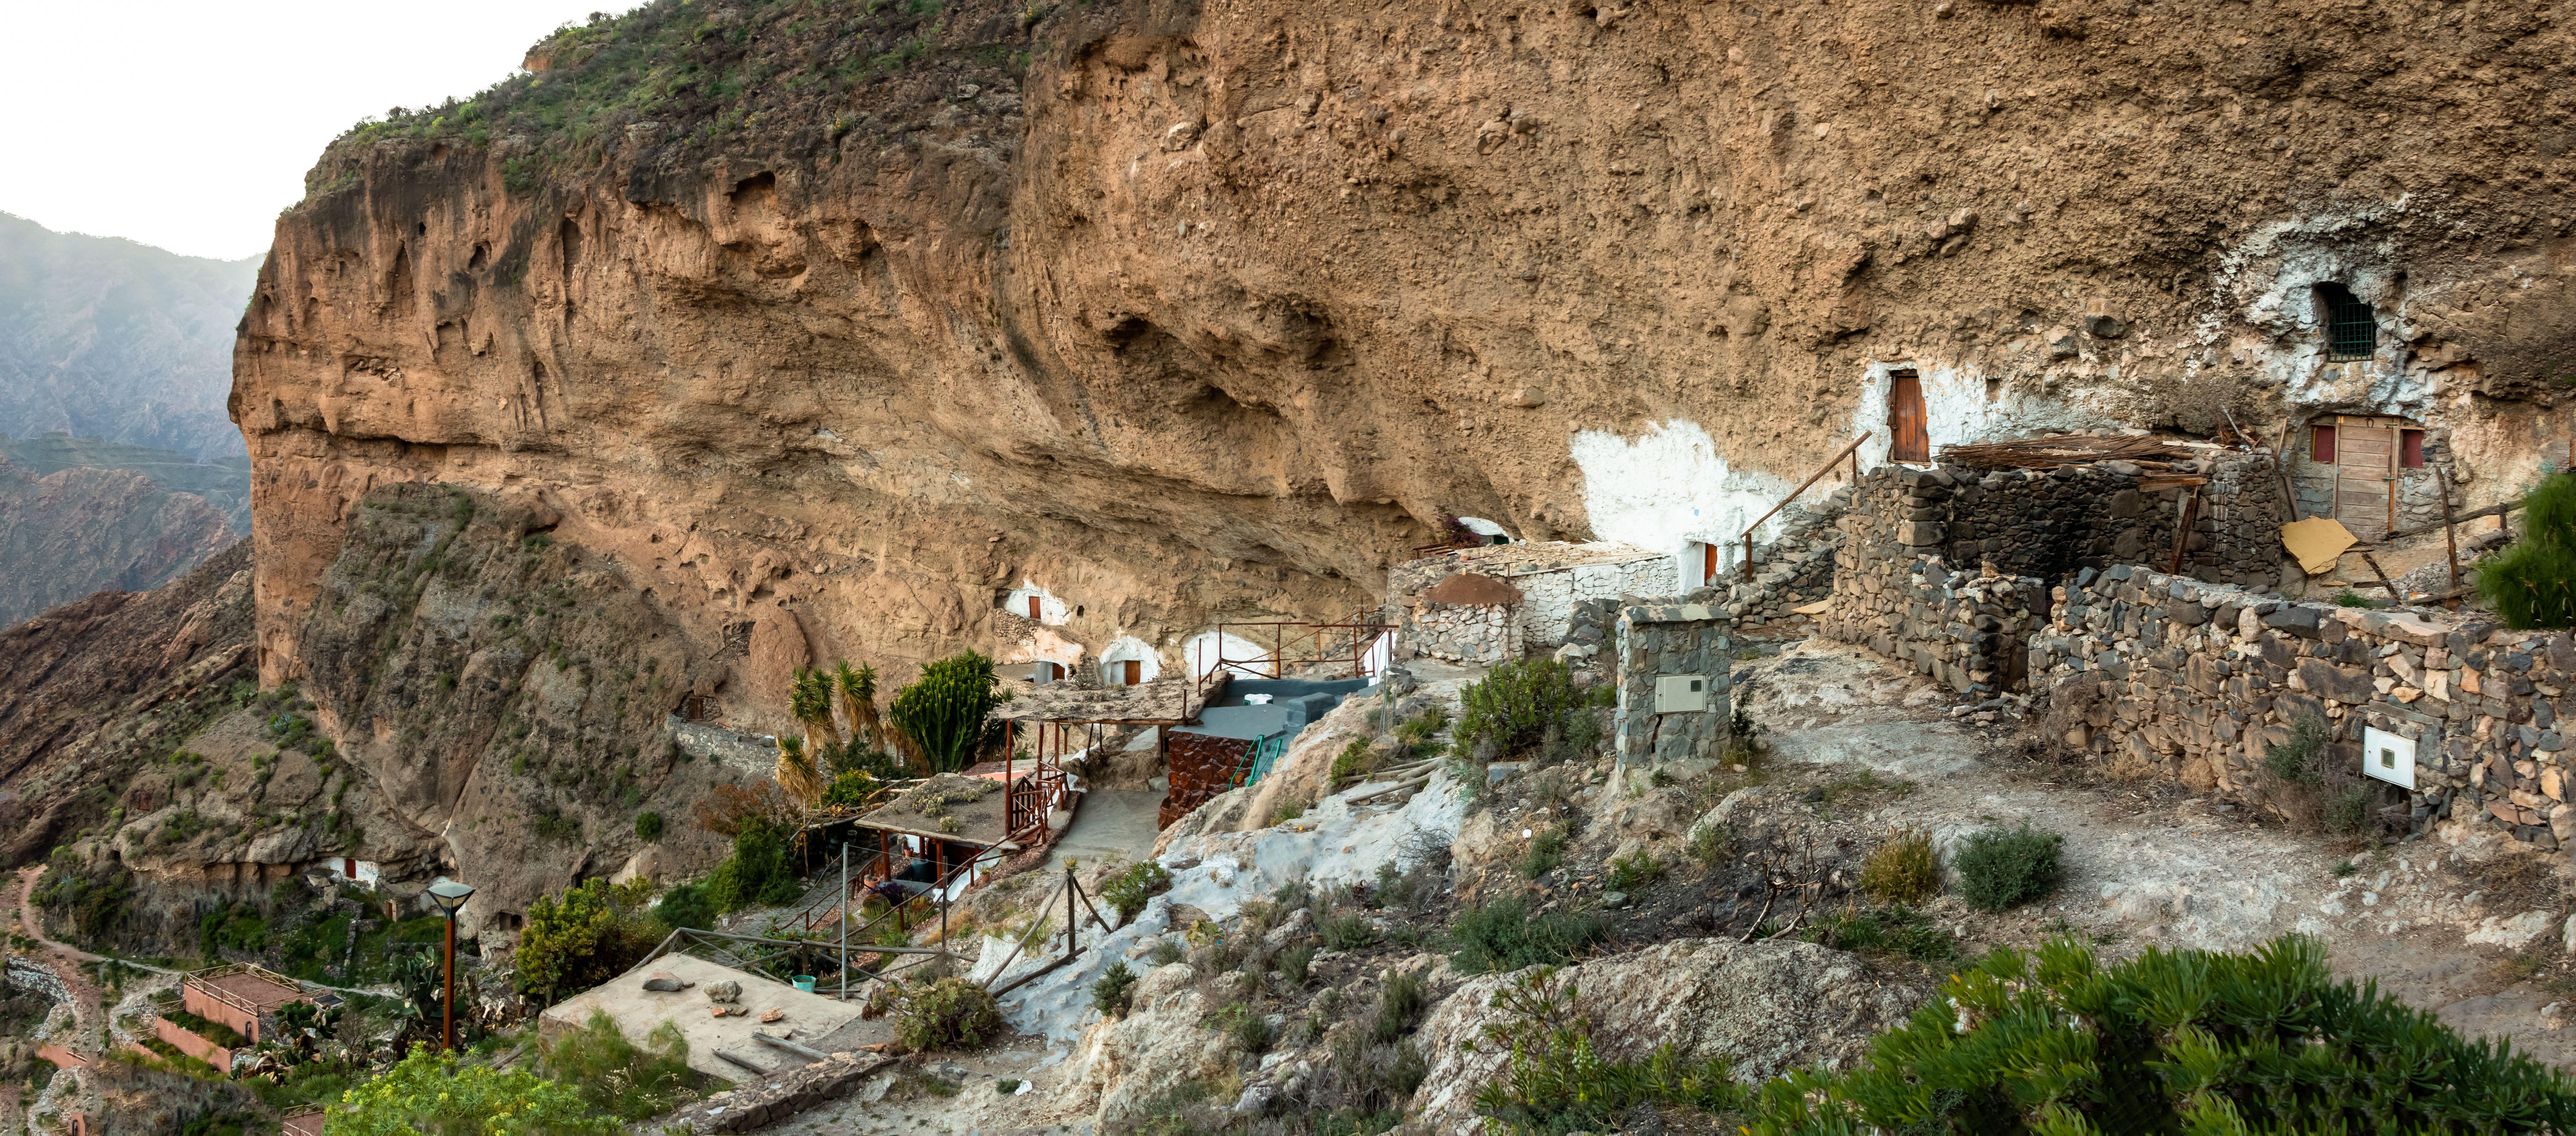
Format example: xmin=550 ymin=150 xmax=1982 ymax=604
xmin=427 ymin=878 xmax=475 ymax=1053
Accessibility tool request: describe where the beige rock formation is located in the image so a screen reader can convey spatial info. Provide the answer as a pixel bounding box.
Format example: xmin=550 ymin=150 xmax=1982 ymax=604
xmin=236 ymin=0 xmax=2576 ymax=726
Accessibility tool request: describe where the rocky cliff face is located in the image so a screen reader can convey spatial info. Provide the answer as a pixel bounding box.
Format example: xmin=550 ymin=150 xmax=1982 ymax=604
xmin=237 ymin=0 xmax=2576 ymax=725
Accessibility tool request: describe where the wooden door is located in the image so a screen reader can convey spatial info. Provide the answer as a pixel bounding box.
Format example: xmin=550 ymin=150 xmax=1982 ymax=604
xmin=1027 ymin=597 xmax=1041 ymax=619
xmin=1889 ymin=371 xmax=1929 ymax=463
xmin=1122 ymin=660 xmax=1141 ymax=686
xmin=1703 ymin=543 xmax=1718 ymax=586
xmin=2333 ymin=416 xmax=2397 ymax=540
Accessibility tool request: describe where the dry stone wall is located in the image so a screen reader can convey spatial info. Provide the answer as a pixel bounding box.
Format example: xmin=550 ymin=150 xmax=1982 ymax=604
xmin=1820 ymin=558 xmax=2049 ymax=699
xmin=2030 ymin=566 xmax=2575 ymax=850
xmin=1407 ymin=601 xmax=1519 ymax=665
xmin=1390 ymin=542 xmax=1673 ymax=660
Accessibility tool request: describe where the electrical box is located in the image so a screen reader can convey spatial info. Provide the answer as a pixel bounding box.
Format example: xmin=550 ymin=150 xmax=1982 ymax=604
xmin=2362 ymin=726 xmax=2416 ymax=790
xmin=1653 ymin=675 xmax=1709 ymax=714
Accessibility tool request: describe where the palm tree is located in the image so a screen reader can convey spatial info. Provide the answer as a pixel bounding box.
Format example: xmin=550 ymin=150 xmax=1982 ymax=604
xmin=775 ymin=735 xmax=822 ymax=805
xmin=790 ymin=666 xmax=840 ymax=747
xmin=834 ymin=661 xmax=882 ymax=750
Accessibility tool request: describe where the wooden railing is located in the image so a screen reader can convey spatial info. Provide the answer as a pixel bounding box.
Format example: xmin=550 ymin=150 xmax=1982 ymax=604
xmin=1736 ymin=432 xmax=1872 ymax=582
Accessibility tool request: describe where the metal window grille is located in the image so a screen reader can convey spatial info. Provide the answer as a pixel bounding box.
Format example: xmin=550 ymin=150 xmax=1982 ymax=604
xmin=2324 ymin=292 xmax=2377 ymax=361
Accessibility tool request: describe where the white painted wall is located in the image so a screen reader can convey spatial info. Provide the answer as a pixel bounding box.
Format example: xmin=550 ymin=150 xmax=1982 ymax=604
xmin=1569 ymin=420 xmax=1798 ymax=583
xmin=1183 ymin=631 xmax=1275 ymax=679
xmin=1001 ymin=579 xmax=1070 ymax=625
xmin=1099 ymin=635 xmax=1163 ymax=684
xmin=1848 ymin=362 xmax=2100 ymax=471
xmin=1456 ymin=516 xmax=1511 ymax=539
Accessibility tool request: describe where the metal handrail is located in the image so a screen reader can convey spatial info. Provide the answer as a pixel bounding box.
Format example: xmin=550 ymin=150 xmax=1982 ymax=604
xmin=1737 ymin=432 xmax=1872 ymax=582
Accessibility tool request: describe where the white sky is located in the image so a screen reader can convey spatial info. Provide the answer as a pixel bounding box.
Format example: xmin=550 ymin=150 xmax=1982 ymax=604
xmin=0 ymin=1 xmax=638 ymax=261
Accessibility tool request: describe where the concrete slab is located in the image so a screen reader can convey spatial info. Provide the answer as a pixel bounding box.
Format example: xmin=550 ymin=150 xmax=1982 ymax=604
xmin=1044 ymin=790 xmax=1163 ymax=871
xmin=538 ymin=954 xmax=865 ymax=1084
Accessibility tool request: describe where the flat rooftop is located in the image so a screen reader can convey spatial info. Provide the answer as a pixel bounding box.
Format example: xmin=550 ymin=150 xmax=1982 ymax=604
xmin=188 ymin=965 xmax=308 ymax=1010
xmin=539 ymin=954 xmax=868 ymax=1083
xmin=995 ymin=674 xmax=1216 ymax=725
xmin=853 ymin=773 xmax=1016 ymax=848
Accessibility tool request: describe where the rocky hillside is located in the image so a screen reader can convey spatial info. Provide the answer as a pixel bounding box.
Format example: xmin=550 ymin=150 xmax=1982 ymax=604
xmin=0 ymin=212 xmax=257 ymax=461
xmin=236 ymin=0 xmax=2576 ymax=722
xmin=0 ymin=435 xmax=246 ymax=628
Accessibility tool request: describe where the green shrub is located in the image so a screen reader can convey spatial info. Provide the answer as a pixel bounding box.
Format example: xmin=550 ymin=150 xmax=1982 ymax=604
xmin=819 ymin=770 xmax=882 ymax=808
xmin=1687 ymin=821 xmax=1735 ymax=868
xmin=330 ymin=1043 xmax=617 ymax=1135
xmin=1319 ymin=910 xmax=1378 ymax=951
xmin=1091 ymin=962 xmax=1138 ymax=1018
xmin=1280 ymin=944 xmax=1316 ymax=986
xmin=1371 ymin=972 xmax=1427 ymax=1044
xmin=1953 ymin=823 xmax=2064 ymax=912
xmin=705 ymin=816 xmax=800 ymax=913
xmin=2326 ymin=783 xmax=2376 ymax=835
xmin=2479 ymin=474 xmax=2576 ymax=629
xmin=1471 ymin=970 xmax=1744 ymax=1133
xmin=892 ymin=976 xmax=1003 ymax=1052
xmin=1857 ymin=826 xmax=1941 ymax=903
xmin=1448 ymin=897 xmax=1606 ymax=974
xmin=1150 ymin=939 xmax=1186 ymax=966
xmin=1099 ymin=861 xmax=1173 ymax=926
xmin=1802 ymin=904 xmax=1954 ymax=961
xmin=1519 ymin=825 xmax=1569 ymax=879
xmin=651 ymin=882 xmax=715 ymax=932
xmin=1269 ymin=798 xmax=1309 ymax=826
xmin=515 ymin=878 xmax=663 ymax=1001
xmin=1330 ymin=737 xmax=1378 ymax=784
xmin=633 ymin=811 xmax=663 ymax=842
xmin=538 ymin=1010 xmax=699 ymax=1120
xmin=1607 ymin=850 xmax=1664 ymax=891
xmin=1743 ymin=935 xmax=2576 ymax=1133
xmin=2263 ymin=712 xmax=2331 ymax=785
xmin=888 ymin=651 xmax=1008 ymax=773
xmin=1219 ymin=1002 xmax=1275 ymax=1055
xmin=1455 ymin=657 xmax=1587 ymax=756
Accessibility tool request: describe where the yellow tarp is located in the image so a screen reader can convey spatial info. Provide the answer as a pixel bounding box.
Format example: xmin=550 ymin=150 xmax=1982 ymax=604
xmin=2281 ymin=517 xmax=2358 ymax=576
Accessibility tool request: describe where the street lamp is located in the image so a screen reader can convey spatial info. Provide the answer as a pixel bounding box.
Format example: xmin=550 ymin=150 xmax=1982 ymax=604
xmin=427 ymin=878 xmax=476 ymax=1053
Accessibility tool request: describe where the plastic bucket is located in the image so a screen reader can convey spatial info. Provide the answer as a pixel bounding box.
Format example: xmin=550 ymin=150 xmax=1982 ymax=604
xmin=792 ymin=975 xmax=817 ymax=993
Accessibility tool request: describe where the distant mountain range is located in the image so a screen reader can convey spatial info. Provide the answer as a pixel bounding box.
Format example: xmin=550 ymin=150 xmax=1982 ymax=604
xmin=0 ymin=212 xmax=258 ymax=460
xmin=0 ymin=214 xmax=258 ymax=627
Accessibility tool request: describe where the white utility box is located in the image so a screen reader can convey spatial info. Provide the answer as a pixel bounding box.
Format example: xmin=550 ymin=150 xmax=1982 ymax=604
xmin=1653 ymin=675 xmax=1710 ymax=714
xmin=2362 ymin=726 xmax=2416 ymax=789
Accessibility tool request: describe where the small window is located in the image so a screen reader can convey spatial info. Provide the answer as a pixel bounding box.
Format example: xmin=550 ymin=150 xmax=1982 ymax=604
xmin=2316 ymin=283 xmax=2376 ymax=361
xmin=2400 ymin=429 xmax=2425 ymax=469
xmin=2310 ymin=424 xmax=2337 ymax=465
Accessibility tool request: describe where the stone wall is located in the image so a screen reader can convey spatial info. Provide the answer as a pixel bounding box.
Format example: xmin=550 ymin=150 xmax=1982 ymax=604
xmin=1389 ymin=542 xmax=1674 ymax=658
xmin=1718 ymin=502 xmax=1845 ymax=635
xmin=1161 ymin=731 xmax=1252 ymax=829
xmin=1819 ymin=557 xmax=2051 ymax=699
xmin=1612 ymin=604 xmax=1733 ymax=773
xmin=2028 ymin=565 xmax=2576 ymax=849
xmin=1833 ymin=452 xmax=2286 ymax=591
xmin=1408 ymin=601 xmax=1518 ymax=665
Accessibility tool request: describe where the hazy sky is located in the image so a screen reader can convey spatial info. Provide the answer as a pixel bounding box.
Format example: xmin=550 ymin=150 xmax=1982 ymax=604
xmin=0 ymin=1 xmax=636 ymax=262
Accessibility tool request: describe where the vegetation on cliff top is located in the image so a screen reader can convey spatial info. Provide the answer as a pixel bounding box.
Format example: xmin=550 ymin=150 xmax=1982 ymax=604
xmin=301 ymin=0 xmax=1047 ymax=203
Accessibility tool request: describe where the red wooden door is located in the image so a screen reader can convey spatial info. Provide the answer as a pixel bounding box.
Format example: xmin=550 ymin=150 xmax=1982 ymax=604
xmin=1122 ymin=660 xmax=1141 ymax=686
xmin=1889 ymin=371 xmax=1929 ymax=463
xmin=1027 ymin=597 xmax=1041 ymax=619
xmin=1703 ymin=543 xmax=1717 ymax=586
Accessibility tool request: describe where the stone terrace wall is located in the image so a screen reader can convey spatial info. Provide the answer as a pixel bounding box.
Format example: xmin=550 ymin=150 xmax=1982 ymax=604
xmin=2030 ymin=566 xmax=2574 ymax=849
xmin=1719 ymin=503 xmax=1844 ymax=635
xmin=1834 ymin=452 xmax=2285 ymax=591
xmin=1612 ymin=603 xmax=1733 ymax=772
xmin=1819 ymin=556 xmax=2050 ymax=699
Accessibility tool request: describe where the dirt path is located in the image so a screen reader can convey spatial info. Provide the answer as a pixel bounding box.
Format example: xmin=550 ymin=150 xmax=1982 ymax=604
xmin=8 ymin=866 xmax=109 ymax=1055
xmin=1737 ymin=639 xmax=2576 ymax=1067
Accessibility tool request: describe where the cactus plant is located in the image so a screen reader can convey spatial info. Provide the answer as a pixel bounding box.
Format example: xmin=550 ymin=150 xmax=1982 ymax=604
xmin=887 ymin=651 xmax=1007 ymax=774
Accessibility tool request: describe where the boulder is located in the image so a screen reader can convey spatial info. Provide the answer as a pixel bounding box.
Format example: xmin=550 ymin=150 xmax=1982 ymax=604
xmin=705 ymin=979 xmax=743 ymax=1004
xmin=1409 ymin=939 xmax=1930 ymax=1135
